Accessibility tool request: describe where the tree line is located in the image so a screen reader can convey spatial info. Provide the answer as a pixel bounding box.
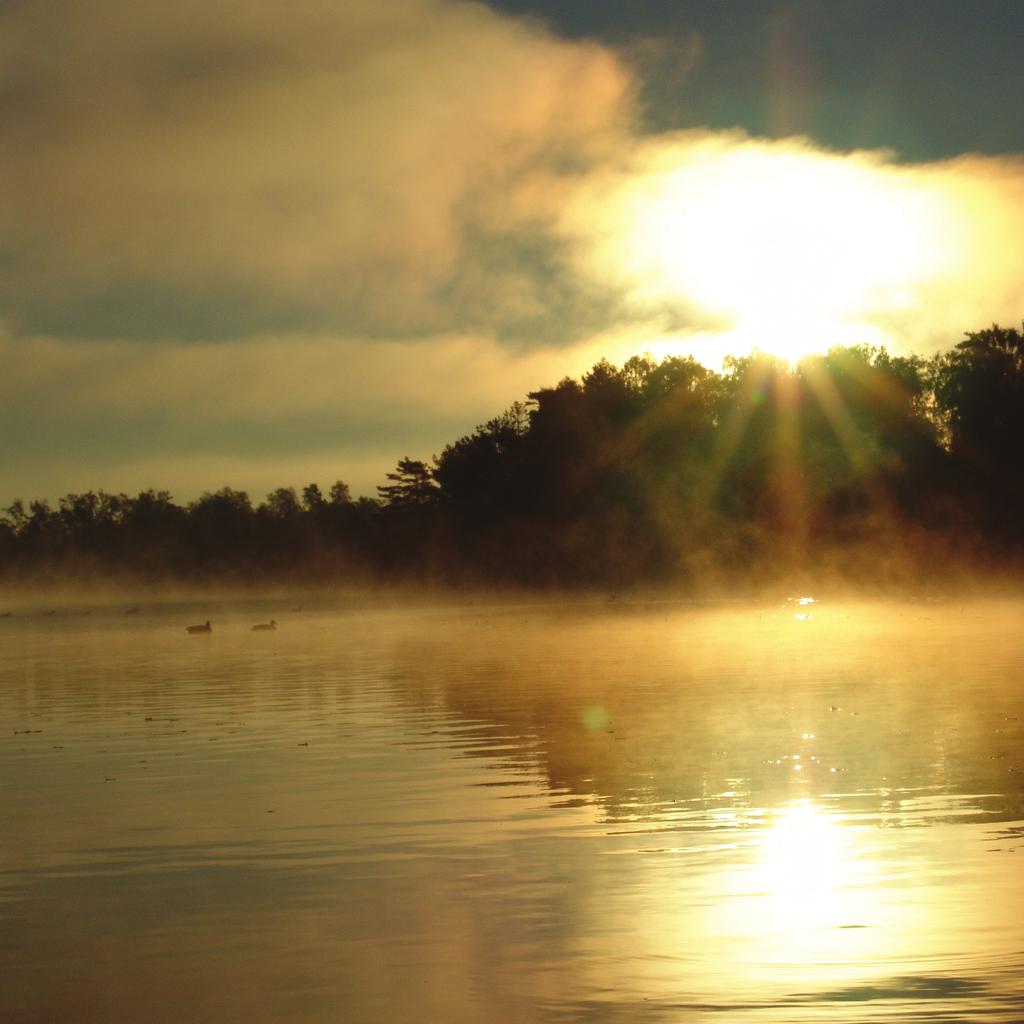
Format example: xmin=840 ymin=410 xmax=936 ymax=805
xmin=3 ymin=324 xmax=1023 ymax=590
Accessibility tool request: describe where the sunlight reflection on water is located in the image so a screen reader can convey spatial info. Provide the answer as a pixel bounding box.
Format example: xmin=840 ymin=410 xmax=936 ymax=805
xmin=0 ymin=597 xmax=1022 ymax=1022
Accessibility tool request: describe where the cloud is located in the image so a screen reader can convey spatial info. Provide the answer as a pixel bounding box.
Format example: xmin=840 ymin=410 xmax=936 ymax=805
xmin=0 ymin=324 xmax=618 ymax=502
xmin=0 ymin=0 xmax=633 ymax=341
xmin=2 ymin=0 xmax=1024 ymax=506
xmin=7 ymin=0 xmax=1019 ymax=356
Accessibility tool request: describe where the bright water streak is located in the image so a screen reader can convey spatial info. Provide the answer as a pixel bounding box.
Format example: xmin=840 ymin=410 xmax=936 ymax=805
xmin=1 ymin=598 xmax=1023 ymax=1022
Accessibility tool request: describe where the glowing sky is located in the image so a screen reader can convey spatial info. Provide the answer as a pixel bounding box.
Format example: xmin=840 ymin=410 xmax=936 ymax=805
xmin=2 ymin=0 xmax=1023 ymax=504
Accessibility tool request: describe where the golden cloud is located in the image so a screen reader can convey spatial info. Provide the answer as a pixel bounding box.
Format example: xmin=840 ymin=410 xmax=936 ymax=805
xmin=0 ymin=0 xmax=632 ymax=337
xmin=2 ymin=0 xmax=1024 ymax=504
xmin=559 ymin=131 xmax=1024 ymax=362
xmin=0 ymin=324 xmax=611 ymax=501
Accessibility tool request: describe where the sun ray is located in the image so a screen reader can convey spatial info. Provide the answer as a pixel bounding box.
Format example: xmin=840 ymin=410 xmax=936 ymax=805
xmin=698 ymin=355 xmax=777 ymax=514
xmin=800 ymin=356 xmax=894 ymax=519
xmin=772 ymin=368 xmax=808 ymax=562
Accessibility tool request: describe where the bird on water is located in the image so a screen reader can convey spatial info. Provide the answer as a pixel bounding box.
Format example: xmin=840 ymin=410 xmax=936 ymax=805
xmin=186 ymin=620 xmax=212 ymax=634
xmin=251 ymin=620 xmax=277 ymax=631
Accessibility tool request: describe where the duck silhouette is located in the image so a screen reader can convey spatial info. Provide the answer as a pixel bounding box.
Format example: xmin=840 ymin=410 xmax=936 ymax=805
xmin=186 ymin=620 xmax=212 ymax=634
xmin=251 ymin=620 xmax=277 ymax=632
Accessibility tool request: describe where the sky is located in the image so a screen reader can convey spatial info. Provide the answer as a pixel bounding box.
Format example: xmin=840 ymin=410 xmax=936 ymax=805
xmin=2 ymin=0 xmax=1023 ymax=506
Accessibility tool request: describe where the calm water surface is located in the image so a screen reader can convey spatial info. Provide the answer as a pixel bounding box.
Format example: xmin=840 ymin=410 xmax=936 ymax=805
xmin=1 ymin=597 xmax=1023 ymax=1022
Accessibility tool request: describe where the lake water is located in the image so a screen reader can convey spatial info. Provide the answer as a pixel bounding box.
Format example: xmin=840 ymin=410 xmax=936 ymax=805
xmin=1 ymin=596 xmax=1022 ymax=1022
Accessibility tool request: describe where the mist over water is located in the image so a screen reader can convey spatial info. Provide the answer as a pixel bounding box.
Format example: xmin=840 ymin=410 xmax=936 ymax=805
xmin=2 ymin=596 xmax=1023 ymax=1022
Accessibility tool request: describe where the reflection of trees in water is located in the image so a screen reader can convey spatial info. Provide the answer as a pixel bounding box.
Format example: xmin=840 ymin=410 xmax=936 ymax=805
xmin=9 ymin=602 xmax=1023 ymax=831
xmin=383 ymin=606 xmax=1024 ymax=826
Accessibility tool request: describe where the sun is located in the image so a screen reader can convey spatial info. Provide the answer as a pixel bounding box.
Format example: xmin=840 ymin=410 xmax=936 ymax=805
xmin=605 ymin=138 xmax=959 ymax=364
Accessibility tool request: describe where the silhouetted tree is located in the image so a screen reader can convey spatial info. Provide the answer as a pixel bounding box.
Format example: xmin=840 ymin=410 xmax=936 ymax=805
xmin=931 ymin=324 xmax=1024 ymax=542
xmin=120 ymin=490 xmax=187 ymax=576
xmin=434 ymin=404 xmax=531 ymax=526
xmin=262 ymin=487 xmax=302 ymax=519
xmin=328 ymin=480 xmax=352 ymax=505
xmin=187 ymin=488 xmax=256 ymax=576
xmin=4 ymin=500 xmax=28 ymax=534
xmin=378 ymin=458 xmax=437 ymax=510
xmin=3 ymin=328 xmax=1023 ymax=587
xmin=302 ymin=483 xmax=326 ymax=510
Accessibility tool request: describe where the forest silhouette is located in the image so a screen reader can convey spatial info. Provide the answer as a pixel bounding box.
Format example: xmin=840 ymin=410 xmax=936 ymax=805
xmin=3 ymin=324 xmax=1023 ymax=591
